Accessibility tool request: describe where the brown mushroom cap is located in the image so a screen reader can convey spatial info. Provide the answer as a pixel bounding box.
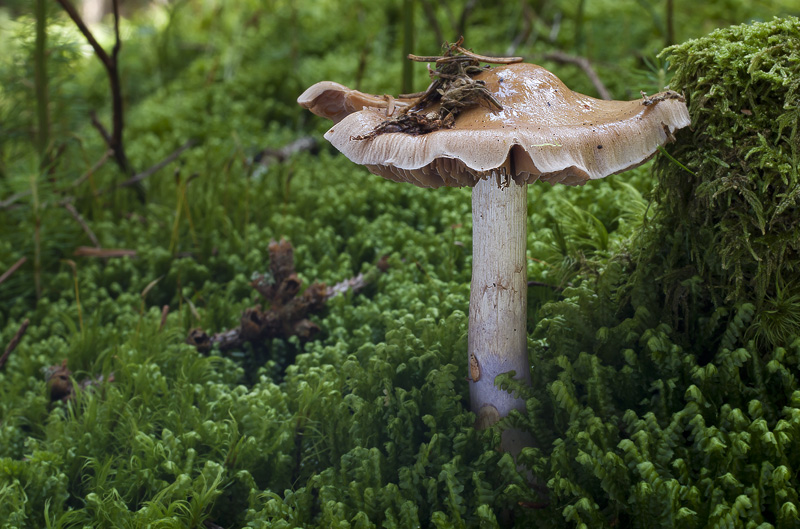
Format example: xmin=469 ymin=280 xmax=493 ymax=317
xmin=297 ymin=81 xmax=415 ymax=124
xmin=298 ymin=63 xmax=691 ymax=188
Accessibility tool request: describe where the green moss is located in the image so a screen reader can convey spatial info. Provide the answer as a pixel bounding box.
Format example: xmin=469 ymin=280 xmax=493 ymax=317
xmin=522 ymin=17 xmax=800 ymax=528
xmin=651 ymin=17 xmax=800 ymax=348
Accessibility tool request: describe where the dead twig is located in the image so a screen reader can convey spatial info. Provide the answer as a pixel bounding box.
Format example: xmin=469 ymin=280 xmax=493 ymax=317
xmin=115 ymin=140 xmax=196 ymax=190
xmin=0 ymin=191 xmax=30 ymax=210
xmin=0 ymin=319 xmax=30 ymax=370
xmin=187 ymin=242 xmax=387 ymax=354
xmin=89 ymin=111 xmax=113 ymax=148
xmin=252 ymin=137 xmax=316 ymax=171
xmin=363 ymin=39 xmax=513 ymax=138
xmin=63 ymin=202 xmax=100 ymax=247
xmin=0 ymin=257 xmax=27 ymax=286
xmin=159 ymin=305 xmax=170 ymax=331
xmin=453 ymin=46 xmax=523 ymax=64
xmin=71 ymin=149 xmax=112 ymax=188
xmin=541 ymin=50 xmax=612 ymax=100
xmin=73 ymin=247 xmax=137 ymax=258
xmin=55 ymin=0 xmax=131 ymax=174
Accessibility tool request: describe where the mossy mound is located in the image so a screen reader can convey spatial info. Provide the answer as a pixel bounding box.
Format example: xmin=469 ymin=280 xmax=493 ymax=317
xmin=523 ymin=17 xmax=800 ymax=528
xmin=651 ymin=17 xmax=800 ymax=349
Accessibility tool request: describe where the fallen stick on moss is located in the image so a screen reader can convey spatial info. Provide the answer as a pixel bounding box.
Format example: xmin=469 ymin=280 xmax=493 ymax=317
xmin=187 ymin=241 xmax=386 ymax=354
xmin=115 ymin=139 xmax=196 ymax=190
xmin=0 ymin=319 xmax=29 ymax=371
xmin=252 ymin=137 xmax=317 ymax=170
xmin=73 ymin=247 xmax=137 ymax=258
xmin=63 ymin=202 xmax=100 ymax=247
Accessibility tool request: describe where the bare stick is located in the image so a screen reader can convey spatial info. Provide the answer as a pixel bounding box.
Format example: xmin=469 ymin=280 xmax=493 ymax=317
xmin=0 ymin=319 xmax=30 ymax=370
xmin=71 ymin=149 xmax=112 ymax=188
xmin=0 ymin=257 xmax=27 ymax=286
xmin=253 ymin=137 xmax=316 ymax=171
xmin=53 ymin=0 xmax=113 ymax=69
xmin=454 ymin=46 xmax=523 ymax=64
xmin=541 ymin=50 xmax=612 ymax=100
xmin=116 ymin=140 xmax=195 ymax=189
xmin=55 ymin=0 xmax=131 ymax=174
xmin=159 ymin=305 xmax=170 ymax=331
xmin=0 ymin=191 xmax=30 ymax=210
xmin=73 ymin=247 xmax=136 ymax=258
xmin=63 ymin=202 xmax=100 ymax=247
xmin=90 ymin=111 xmax=113 ymax=148
xmin=408 ymin=50 xmax=522 ymax=64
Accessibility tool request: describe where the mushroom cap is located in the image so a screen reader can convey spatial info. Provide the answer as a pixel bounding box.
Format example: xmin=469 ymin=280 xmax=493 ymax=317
xmin=297 ymin=81 xmax=415 ymax=124
xmin=298 ymin=63 xmax=691 ymax=188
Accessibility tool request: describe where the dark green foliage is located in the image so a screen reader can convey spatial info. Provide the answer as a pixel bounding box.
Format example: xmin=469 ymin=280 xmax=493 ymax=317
xmin=518 ymin=16 xmax=800 ymax=529
xmin=652 ymin=18 xmax=800 ymax=346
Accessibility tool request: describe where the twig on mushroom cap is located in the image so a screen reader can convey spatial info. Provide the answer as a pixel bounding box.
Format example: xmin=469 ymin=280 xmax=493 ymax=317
xmin=357 ymin=39 xmax=517 ymax=139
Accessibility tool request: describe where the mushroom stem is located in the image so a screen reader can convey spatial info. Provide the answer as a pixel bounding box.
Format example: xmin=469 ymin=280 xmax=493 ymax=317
xmin=468 ymin=176 xmax=532 ymax=457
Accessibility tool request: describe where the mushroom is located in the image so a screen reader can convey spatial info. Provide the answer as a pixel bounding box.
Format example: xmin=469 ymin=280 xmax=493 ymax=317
xmin=298 ymin=59 xmax=690 ymax=456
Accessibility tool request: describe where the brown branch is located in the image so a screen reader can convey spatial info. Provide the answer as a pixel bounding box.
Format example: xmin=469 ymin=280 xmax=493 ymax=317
xmin=90 ymin=111 xmax=113 ymax=148
xmin=325 ymin=273 xmax=370 ymax=300
xmin=541 ymin=50 xmax=612 ymax=100
xmin=0 ymin=257 xmax=27 ymax=286
xmin=56 ymin=0 xmax=130 ymax=175
xmin=453 ymin=46 xmax=523 ymax=64
xmin=187 ymin=244 xmax=388 ymax=354
xmin=0 ymin=191 xmax=30 ymax=210
xmin=53 ymin=0 xmax=112 ymax=69
xmin=108 ymin=0 xmax=127 ymax=173
xmin=73 ymin=247 xmax=137 ymax=258
xmin=159 ymin=305 xmax=170 ymax=331
xmin=63 ymin=202 xmax=100 ymax=247
xmin=253 ymin=137 xmax=316 ymax=171
xmin=0 ymin=319 xmax=30 ymax=370
xmin=115 ymin=140 xmax=196 ymax=190
xmin=71 ymin=149 xmax=112 ymax=188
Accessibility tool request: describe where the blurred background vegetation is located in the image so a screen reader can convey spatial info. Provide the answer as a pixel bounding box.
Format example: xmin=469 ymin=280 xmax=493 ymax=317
xmin=0 ymin=0 xmax=799 ymax=528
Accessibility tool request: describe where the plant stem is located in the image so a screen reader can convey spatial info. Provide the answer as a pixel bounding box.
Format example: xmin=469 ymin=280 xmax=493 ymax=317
xmin=666 ymin=0 xmax=675 ymax=46
xmin=575 ymin=0 xmax=586 ymax=54
xmin=34 ymin=0 xmax=50 ymax=164
xmin=401 ymin=0 xmax=415 ymax=94
xmin=30 ymin=169 xmax=42 ymax=299
xmin=468 ymin=177 xmax=532 ymax=457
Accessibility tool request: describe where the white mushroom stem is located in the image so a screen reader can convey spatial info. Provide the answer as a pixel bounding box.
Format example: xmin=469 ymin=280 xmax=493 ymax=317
xmin=468 ymin=176 xmax=533 ymax=457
